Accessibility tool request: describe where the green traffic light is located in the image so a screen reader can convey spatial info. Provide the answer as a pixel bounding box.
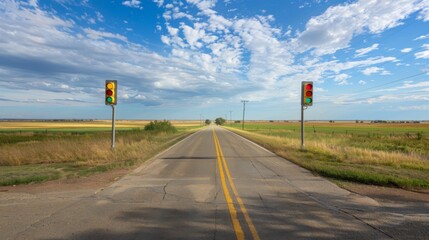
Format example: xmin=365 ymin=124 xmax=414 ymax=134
xmin=305 ymin=98 xmax=312 ymax=104
xmin=106 ymin=97 xmax=113 ymax=103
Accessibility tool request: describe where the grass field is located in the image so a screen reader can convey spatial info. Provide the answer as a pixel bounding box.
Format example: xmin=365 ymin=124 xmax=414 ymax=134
xmin=0 ymin=120 xmax=201 ymax=132
xmin=0 ymin=120 xmax=201 ymax=186
xmin=226 ymin=121 xmax=429 ymax=189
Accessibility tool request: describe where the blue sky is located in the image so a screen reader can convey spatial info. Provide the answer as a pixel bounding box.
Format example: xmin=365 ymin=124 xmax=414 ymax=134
xmin=0 ymin=0 xmax=428 ymax=120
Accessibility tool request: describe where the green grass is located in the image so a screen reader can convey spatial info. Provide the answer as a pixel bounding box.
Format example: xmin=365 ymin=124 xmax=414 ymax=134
xmin=225 ymin=122 xmax=429 ymax=190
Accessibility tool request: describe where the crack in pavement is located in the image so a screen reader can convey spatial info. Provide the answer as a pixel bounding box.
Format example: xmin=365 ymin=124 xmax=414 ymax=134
xmin=162 ymin=181 xmax=170 ymax=201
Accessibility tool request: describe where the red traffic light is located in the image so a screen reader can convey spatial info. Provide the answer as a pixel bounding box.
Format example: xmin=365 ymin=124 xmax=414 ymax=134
xmin=302 ymin=81 xmax=313 ymax=106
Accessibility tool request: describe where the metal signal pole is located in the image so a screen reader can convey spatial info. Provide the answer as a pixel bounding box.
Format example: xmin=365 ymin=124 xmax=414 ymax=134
xmin=301 ymin=105 xmax=304 ymax=149
xmin=111 ymin=105 xmax=116 ymax=149
xmin=241 ymin=100 xmax=248 ymax=130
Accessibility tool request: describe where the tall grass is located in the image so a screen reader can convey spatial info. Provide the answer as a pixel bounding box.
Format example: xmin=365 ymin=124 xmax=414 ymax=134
xmin=226 ymin=122 xmax=429 ymax=189
xmin=0 ymin=128 xmax=196 ymax=185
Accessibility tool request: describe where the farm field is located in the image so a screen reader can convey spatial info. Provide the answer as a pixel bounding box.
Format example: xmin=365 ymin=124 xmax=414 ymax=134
xmin=0 ymin=120 xmax=201 ymax=186
xmin=0 ymin=120 xmax=201 ymax=132
xmin=226 ymin=121 xmax=429 ymax=189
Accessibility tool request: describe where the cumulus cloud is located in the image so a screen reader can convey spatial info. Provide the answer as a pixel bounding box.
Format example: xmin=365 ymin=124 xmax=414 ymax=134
xmin=0 ymin=0 xmax=240 ymax=106
xmin=122 ymin=0 xmax=143 ymax=9
xmin=295 ymin=0 xmax=421 ymax=55
xmin=1 ymin=0 xmax=429 ymax=112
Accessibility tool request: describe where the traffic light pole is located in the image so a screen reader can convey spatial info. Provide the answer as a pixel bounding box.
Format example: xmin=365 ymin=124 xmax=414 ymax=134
xmin=301 ymin=105 xmax=305 ymax=150
xmin=300 ymin=81 xmax=313 ymax=150
xmin=111 ymin=105 xmax=116 ymax=149
xmin=301 ymin=104 xmax=304 ymax=150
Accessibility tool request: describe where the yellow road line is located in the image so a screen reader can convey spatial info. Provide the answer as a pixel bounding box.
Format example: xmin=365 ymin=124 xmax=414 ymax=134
xmin=212 ymin=128 xmax=245 ymax=240
xmin=213 ymin=128 xmax=261 ymax=240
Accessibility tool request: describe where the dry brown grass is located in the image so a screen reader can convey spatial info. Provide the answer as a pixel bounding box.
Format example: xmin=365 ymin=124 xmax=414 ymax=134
xmin=227 ymin=127 xmax=429 ymax=188
xmin=0 ymin=131 xmax=188 ymax=166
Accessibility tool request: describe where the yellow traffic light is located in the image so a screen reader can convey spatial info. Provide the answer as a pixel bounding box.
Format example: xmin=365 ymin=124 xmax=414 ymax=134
xmin=105 ymin=80 xmax=117 ymax=105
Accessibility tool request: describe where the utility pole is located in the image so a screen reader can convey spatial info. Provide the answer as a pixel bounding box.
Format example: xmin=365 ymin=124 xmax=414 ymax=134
xmin=229 ymin=111 xmax=232 ymax=124
xmin=241 ymin=100 xmax=248 ymax=130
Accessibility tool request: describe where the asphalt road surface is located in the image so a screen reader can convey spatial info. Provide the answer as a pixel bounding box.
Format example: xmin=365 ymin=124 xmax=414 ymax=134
xmin=1 ymin=127 xmax=428 ymax=239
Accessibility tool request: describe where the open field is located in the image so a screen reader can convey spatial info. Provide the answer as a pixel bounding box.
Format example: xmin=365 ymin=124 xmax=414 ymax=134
xmin=0 ymin=120 xmax=201 ymax=186
xmin=0 ymin=120 xmax=201 ymax=132
xmin=226 ymin=121 xmax=429 ymax=189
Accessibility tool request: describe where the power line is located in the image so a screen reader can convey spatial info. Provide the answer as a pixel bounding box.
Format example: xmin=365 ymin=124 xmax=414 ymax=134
xmin=352 ymin=71 xmax=428 ymax=94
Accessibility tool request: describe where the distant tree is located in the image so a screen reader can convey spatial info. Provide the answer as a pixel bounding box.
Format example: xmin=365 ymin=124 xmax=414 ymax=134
xmin=215 ymin=117 xmax=226 ymax=125
xmin=205 ymin=119 xmax=211 ymax=125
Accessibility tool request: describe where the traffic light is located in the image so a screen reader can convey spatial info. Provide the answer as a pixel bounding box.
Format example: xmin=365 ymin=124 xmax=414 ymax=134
xmin=302 ymin=81 xmax=313 ymax=106
xmin=105 ymin=80 xmax=117 ymax=105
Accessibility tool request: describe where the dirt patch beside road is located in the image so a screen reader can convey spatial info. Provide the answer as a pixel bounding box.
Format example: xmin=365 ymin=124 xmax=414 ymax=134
xmin=339 ymin=182 xmax=429 ymax=204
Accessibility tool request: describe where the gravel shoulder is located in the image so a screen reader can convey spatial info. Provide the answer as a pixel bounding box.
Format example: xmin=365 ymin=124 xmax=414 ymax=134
xmin=338 ymin=181 xmax=429 ymax=204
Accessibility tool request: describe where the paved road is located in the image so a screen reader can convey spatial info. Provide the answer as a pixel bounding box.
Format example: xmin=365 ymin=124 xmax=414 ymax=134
xmin=1 ymin=127 xmax=428 ymax=239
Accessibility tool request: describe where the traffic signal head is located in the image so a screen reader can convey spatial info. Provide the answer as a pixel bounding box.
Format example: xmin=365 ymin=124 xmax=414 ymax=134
xmin=105 ymin=80 xmax=117 ymax=105
xmin=302 ymin=81 xmax=313 ymax=106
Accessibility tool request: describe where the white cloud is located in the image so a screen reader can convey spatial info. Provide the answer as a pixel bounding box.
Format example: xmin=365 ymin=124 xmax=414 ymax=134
xmin=400 ymin=48 xmax=412 ymax=53
xmin=28 ymin=0 xmax=38 ymax=7
xmin=295 ymin=0 xmax=421 ymax=55
xmin=84 ymin=28 xmax=128 ymax=42
xmin=415 ymin=44 xmax=429 ymax=59
xmin=334 ymin=73 xmax=351 ymax=85
xmin=96 ymin=11 xmax=104 ymax=22
xmin=181 ymin=24 xmax=206 ymax=49
xmin=417 ymin=0 xmax=429 ymax=21
xmin=359 ymin=80 xmax=366 ymax=85
xmin=414 ymin=34 xmax=429 ymax=40
xmin=153 ymin=0 xmax=164 ymax=7
xmin=355 ymin=43 xmax=379 ymax=57
xmin=122 ymin=0 xmax=143 ymax=9
xmin=362 ymin=66 xmax=391 ymax=76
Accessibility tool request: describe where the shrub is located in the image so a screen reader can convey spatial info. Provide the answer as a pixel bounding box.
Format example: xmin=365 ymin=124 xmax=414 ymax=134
xmin=144 ymin=120 xmax=177 ymax=133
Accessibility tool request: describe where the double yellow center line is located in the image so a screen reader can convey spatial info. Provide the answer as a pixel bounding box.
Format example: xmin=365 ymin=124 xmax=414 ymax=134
xmin=212 ymin=127 xmax=260 ymax=240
